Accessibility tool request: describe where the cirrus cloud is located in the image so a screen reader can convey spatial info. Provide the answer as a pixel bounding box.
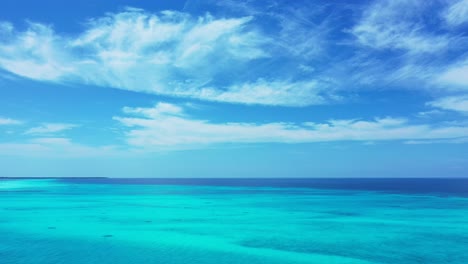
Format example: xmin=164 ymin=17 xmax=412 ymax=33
xmin=24 ymin=123 xmax=78 ymax=135
xmin=443 ymin=0 xmax=468 ymax=27
xmin=0 ymin=8 xmax=332 ymax=107
xmin=0 ymin=117 xmax=22 ymax=125
xmin=1 ymin=2 xmax=468 ymax=108
xmin=0 ymin=137 xmax=121 ymax=157
xmin=428 ymin=95 xmax=468 ymax=114
xmin=114 ymin=102 xmax=468 ymax=149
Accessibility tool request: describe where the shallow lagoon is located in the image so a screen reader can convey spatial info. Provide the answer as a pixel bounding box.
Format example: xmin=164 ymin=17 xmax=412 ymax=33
xmin=1 ymin=178 xmax=468 ymax=264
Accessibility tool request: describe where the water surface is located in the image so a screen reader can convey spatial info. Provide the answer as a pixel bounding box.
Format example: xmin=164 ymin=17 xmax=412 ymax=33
xmin=1 ymin=178 xmax=468 ymax=264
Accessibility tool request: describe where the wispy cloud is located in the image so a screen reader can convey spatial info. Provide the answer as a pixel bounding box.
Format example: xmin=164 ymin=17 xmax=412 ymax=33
xmin=0 ymin=2 xmax=467 ymax=107
xmin=0 ymin=117 xmax=22 ymax=125
xmin=350 ymin=0 xmax=450 ymax=54
xmin=24 ymin=123 xmax=77 ymax=135
xmin=1 ymin=8 xmax=332 ymax=106
xmin=344 ymin=0 xmax=468 ymax=95
xmin=443 ymin=0 xmax=468 ymax=27
xmin=200 ymin=0 xmax=338 ymax=59
xmin=405 ymin=137 xmax=468 ymax=145
xmin=114 ymin=102 xmax=468 ymax=149
xmin=435 ymin=60 xmax=468 ymax=89
xmin=428 ymin=95 xmax=468 ymax=114
xmin=0 ymin=137 xmax=120 ymax=157
xmin=186 ymin=79 xmax=331 ymax=106
xmin=0 ymin=6 xmax=352 ymax=107
xmin=0 ymin=22 xmax=74 ymax=81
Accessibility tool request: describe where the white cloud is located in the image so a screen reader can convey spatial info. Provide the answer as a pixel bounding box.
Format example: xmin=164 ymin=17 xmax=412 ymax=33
xmin=123 ymin=102 xmax=183 ymax=118
xmin=0 ymin=8 xmax=341 ymax=107
xmin=1 ymin=4 xmax=467 ymax=106
xmin=351 ymin=0 xmax=450 ymax=53
xmin=182 ymin=79 xmax=329 ymax=106
xmin=436 ymin=61 xmax=468 ymax=89
xmin=0 ymin=137 xmax=120 ymax=157
xmin=268 ymin=3 xmax=332 ymax=59
xmin=24 ymin=123 xmax=77 ymax=135
xmin=417 ymin=109 xmax=445 ymax=118
xmin=0 ymin=22 xmax=74 ymax=81
xmin=1 ymin=9 xmax=335 ymax=107
xmin=191 ymin=0 xmax=332 ymax=59
xmin=346 ymin=0 xmax=468 ymax=92
xmin=405 ymin=137 xmax=468 ymax=144
xmin=428 ymin=95 xmax=468 ymax=114
xmin=114 ymin=102 xmax=468 ymax=149
xmin=0 ymin=117 xmax=22 ymax=125
xmin=443 ymin=0 xmax=468 ymax=26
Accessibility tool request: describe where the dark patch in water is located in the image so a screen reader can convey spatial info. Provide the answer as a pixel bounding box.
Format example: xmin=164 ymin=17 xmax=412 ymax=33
xmin=59 ymin=178 xmax=468 ymax=197
xmin=102 ymin=234 xmax=113 ymax=238
xmin=0 ymin=190 xmax=46 ymax=193
xmin=325 ymin=210 xmax=360 ymax=217
xmin=4 ymin=207 xmax=42 ymax=211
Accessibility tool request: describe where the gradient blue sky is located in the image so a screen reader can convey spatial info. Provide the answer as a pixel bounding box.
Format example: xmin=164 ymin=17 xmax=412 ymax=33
xmin=0 ymin=0 xmax=467 ymax=178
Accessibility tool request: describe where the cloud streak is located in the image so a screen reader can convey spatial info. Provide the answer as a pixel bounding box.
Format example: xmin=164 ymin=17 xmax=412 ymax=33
xmin=443 ymin=0 xmax=468 ymax=27
xmin=0 ymin=117 xmax=22 ymax=125
xmin=0 ymin=2 xmax=467 ymax=107
xmin=436 ymin=61 xmax=468 ymax=89
xmin=24 ymin=123 xmax=78 ymax=135
xmin=0 ymin=137 xmax=120 ymax=157
xmin=351 ymin=0 xmax=450 ymax=54
xmin=428 ymin=95 xmax=468 ymax=114
xmin=0 ymin=8 xmax=332 ymax=107
xmin=114 ymin=102 xmax=468 ymax=149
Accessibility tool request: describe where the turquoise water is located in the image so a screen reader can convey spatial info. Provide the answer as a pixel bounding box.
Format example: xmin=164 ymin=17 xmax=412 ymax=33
xmin=1 ymin=179 xmax=468 ymax=264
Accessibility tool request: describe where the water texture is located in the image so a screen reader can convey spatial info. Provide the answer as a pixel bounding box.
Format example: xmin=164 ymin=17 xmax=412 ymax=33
xmin=1 ymin=178 xmax=468 ymax=264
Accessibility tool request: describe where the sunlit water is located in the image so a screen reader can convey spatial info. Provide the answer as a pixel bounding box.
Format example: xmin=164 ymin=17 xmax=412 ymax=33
xmin=1 ymin=178 xmax=468 ymax=264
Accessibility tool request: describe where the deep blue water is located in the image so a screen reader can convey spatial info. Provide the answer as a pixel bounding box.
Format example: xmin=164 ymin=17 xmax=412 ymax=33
xmin=56 ymin=178 xmax=468 ymax=196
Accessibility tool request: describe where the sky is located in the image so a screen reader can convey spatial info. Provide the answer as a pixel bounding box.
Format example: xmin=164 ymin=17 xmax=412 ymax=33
xmin=0 ymin=0 xmax=467 ymax=178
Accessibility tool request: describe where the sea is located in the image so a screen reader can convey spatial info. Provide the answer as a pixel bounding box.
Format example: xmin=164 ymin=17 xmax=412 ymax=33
xmin=1 ymin=178 xmax=468 ymax=264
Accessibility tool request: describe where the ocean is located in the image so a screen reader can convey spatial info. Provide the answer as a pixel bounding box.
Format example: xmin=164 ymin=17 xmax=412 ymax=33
xmin=1 ymin=178 xmax=468 ymax=264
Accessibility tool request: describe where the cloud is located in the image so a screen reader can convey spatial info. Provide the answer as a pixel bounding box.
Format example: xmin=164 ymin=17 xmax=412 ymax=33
xmin=405 ymin=137 xmax=468 ymax=144
xmin=113 ymin=102 xmax=468 ymax=149
xmin=0 ymin=117 xmax=22 ymax=125
xmin=0 ymin=9 xmax=267 ymax=84
xmin=428 ymin=95 xmax=468 ymax=114
xmin=416 ymin=109 xmax=445 ymax=118
xmin=0 ymin=8 xmax=334 ymax=107
xmin=191 ymin=0 xmax=337 ymax=59
xmin=184 ymin=79 xmax=330 ymax=106
xmin=24 ymin=123 xmax=77 ymax=135
xmin=443 ymin=0 xmax=468 ymax=26
xmin=350 ymin=0 xmax=450 ymax=54
xmin=435 ymin=61 xmax=468 ymax=89
xmin=345 ymin=0 xmax=468 ymax=93
xmin=0 ymin=22 xmax=74 ymax=81
xmin=0 ymin=137 xmax=120 ymax=157
xmin=0 ymin=6 xmax=354 ymax=107
xmin=1 ymin=3 xmax=467 ymax=106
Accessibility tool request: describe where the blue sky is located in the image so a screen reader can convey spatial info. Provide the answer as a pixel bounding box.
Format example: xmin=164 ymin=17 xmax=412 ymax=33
xmin=0 ymin=0 xmax=468 ymax=178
